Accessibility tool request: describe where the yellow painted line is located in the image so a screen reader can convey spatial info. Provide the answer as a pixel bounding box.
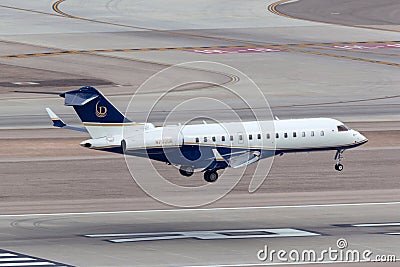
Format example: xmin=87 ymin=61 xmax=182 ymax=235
xmin=33 ymin=53 xmax=54 ymax=57
xmin=268 ymin=0 xmax=291 ymax=18
xmin=48 ymin=52 xmax=68 ymax=55
xmin=2 ymin=39 xmax=400 ymax=68
xmin=51 ymin=0 xmax=262 ymax=46
xmin=281 ymin=41 xmax=400 ymax=67
xmin=2 ymin=41 xmax=398 ymax=59
xmin=293 ymin=48 xmax=400 ymax=67
xmin=0 ymin=45 xmax=278 ymax=58
xmin=0 ymin=4 xmax=62 ymax=17
xmin=65 ymin=51 xmax=83 ymax=54
xmin=312 ymin=46 xmax=400 ymax=57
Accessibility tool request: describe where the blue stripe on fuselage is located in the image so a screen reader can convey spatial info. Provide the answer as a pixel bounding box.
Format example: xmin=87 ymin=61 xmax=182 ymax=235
xmin=96 ymin=139 xmax=367 ymax=167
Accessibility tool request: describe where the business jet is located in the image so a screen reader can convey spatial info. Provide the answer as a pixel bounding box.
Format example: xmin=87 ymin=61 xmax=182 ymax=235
xmin=46 ymin=86 xmax=368 ymax=182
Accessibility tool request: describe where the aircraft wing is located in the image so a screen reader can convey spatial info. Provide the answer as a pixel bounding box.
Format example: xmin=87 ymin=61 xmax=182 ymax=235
xmin=227 ymin=150 xmax=261 ymax=168
xmin=45 ymin=108 xmax=88 ymax=133
xmin=212 ymin=148 xmax=260 ymax=169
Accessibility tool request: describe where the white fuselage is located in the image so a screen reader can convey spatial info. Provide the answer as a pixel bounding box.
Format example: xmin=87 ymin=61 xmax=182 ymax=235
xmin=83 ymin=118 xmax=367 ymax=157
xmin=177 ymin=118 xmax=366 ymax=153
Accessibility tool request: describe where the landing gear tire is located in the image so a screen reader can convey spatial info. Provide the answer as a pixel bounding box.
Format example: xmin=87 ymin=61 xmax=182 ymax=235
xmin=334 ymin=150 xmax=345 ymax=172
xmin=179 ymin=166 xmax=194 ymax=177
xmin=121 ymin=140 xmax=127 ymax=154
xmin=204 ymin=170 xmax=218 ymax=183
xmin=335 ymin=163 xmax=343 ymax=171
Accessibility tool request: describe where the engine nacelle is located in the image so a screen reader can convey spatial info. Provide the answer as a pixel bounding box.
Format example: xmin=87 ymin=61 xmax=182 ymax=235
xmin=80 ymin=136 xmax=121 ymax=149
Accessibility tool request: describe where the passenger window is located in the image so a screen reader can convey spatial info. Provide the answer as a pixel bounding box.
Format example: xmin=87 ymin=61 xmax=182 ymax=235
xmin=230 ymin=135 xmax=234 ymax=141
xmin=267 ymin=133 xmax=270 ymax=139
xmin=257 ymin=133 xmax=261 ymax=139
xmin=222 ymin=136 xmax=225 ymax=142
xmin=293 ymin=132 xmax=297 ymax=137
xmin=276 ymin=133 xmax=279 ymax=138
xmin=195 ymin=137 xmax=199 ymax=143
xmin=302 ymin=132 xmax=306 ymax=137
xmin=249 ymin=134 xmax=253 ymax=140
xmin=311 ymin=131 xmax=315 ymax=137
xmin=204 ymin=137 xmax=207 ymax=142
xmin=284 ymin=133 xmax=288 ymax=138
xmin=321 ymin=131 xmax=324 ymax=136
xmin=212 ymin=136 xmax=216 ymax=142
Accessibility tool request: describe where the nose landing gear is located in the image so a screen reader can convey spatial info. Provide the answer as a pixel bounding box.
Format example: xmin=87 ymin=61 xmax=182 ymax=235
xmin=335 ymin=163 xmax=344 ymax=171
xmin=334 ymin=150 xmax=344 ymax=171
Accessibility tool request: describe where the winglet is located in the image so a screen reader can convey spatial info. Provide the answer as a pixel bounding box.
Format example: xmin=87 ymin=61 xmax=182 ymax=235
xmin=212 ymin=149 xmax=226 ymax=162
xmin=46 ymin=108 xmax=66 ymax=128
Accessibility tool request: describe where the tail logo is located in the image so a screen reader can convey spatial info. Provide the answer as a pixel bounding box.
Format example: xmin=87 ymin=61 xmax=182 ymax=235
xmin=95 ymin=101 xmax=107 ymax=118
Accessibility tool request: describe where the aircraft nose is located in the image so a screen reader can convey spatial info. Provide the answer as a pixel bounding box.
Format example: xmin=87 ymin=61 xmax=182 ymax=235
xmin=357 ymin=132 xmax=368 ymax=144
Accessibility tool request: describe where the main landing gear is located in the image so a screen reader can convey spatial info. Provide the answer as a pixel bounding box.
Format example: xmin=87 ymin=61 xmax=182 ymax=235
xmin=204 ymin=170 xmax=219 ymax=183
xmin=179 ymin=166 xmax=194 ymax=177
xmin=179 ymin=166 xmax=219 ymax=182
xmin=334 ymin=150 xmax=344 ymax=171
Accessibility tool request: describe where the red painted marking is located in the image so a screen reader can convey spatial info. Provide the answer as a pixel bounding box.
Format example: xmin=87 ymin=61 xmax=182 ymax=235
xmin=188 ymin=48 xmax=283 ymax=54
xmin=333 ymin=44 xmax=400 ymax=50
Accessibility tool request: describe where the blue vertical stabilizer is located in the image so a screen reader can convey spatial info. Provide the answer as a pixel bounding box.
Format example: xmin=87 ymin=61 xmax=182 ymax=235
xmin=61 ymin=86 xmax=131 ymax=123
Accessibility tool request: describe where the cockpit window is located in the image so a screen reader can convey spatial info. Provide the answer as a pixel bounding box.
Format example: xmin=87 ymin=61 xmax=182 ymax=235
xmin=337 ymin=125 xmax=351 ymax=132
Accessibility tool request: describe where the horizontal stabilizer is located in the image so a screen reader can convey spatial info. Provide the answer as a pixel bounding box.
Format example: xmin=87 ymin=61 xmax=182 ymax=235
xmin=45 ymin=108 xmax=88 ymax=133
xmin=63 ymin=91 xmax=98 ymax=106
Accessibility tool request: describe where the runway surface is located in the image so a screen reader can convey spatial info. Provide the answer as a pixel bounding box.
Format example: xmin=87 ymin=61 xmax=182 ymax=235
xmin=0 ymin=0 xmax=399 ymax=266
xmin=272 ymin=0 xmax=400 ymax=32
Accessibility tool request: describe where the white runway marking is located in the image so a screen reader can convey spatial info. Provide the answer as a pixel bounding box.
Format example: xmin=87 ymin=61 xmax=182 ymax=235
xmin=0 ymin=258 xmax=35 ymax=262
xmin=0 ymin=250 xmax=70 ymax=267
xmin=189 ymin=48 xmax=283 ymax=54
xmin=0 ymin=263 xmax=56 ymax=267
xmin=353 ymin=222 xmax=400 ymax=227
xmin=281 ymin=0 xmax=300 ymax=4
xmin=85 ymin=228 xmax=319 ymax=243
xmin=0 ymin=201 xmax=399 ymax=218
xmin=333 ymin=43 xmax=400 ymax=50
xmin=11 ymin=82 xmax=39 ymax=85
xmin=350 ymin=222 xmax=400 ymax=236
